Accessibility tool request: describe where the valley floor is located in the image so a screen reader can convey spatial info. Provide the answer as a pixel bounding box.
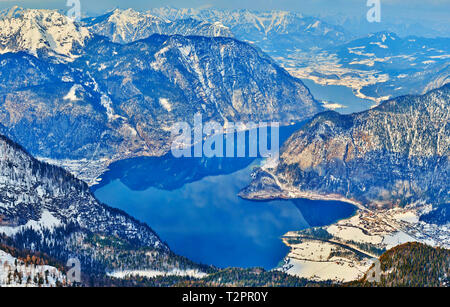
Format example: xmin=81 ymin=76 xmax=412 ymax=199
xmin=277 ymin=204 xmax=450 ymax=282
xmin=38 ymin=157 xmax=111 ymax=186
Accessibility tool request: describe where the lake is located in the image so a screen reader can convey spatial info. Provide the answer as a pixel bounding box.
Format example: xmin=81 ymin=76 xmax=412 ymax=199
xmin=93 ymin=125 xmax=357 ymax=269
xmin=302 ymin=79 xmax=376 ymax=114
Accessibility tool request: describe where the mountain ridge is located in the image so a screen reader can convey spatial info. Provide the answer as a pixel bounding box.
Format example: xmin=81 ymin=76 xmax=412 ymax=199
xmin=0 ymin=7 xmax=90 ymax=61
xmin=348 ymin=242 xmax=450 ymax=287
xmin=240 ymin=84 xmax=450 ymax=208
xmin=83 ymin=8 xmax=233 ymax=44
xmin=0 ymin=131 xmax=219 ymax=283
xmin=0 ymin=26 xmax=322 ymax=166
xmin=0 ymin=132 xmax=166 ymax=249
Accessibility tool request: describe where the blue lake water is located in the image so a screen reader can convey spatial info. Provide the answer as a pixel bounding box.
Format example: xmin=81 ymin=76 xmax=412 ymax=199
xmin=302 ymin=79 xmax=376 ymax=114
xmin=93 ymin=124 xmax=357 ymax=269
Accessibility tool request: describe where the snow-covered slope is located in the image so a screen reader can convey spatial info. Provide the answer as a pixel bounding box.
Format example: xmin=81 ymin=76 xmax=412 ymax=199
xmin=84 ymin=8 xmax=349 ymax=50
xmin=241 ymin=84 xmax=450 ymax=207
xmin=0 ymin=134 xmax=165 ymax=249
xmin=83 ymin=8 xmax=232 ymax=44
xmin=0 ymin=133 xmax=214 ymax=284
xmin=0 ymin=7 xmax=90 ymax=60
xmin=83 ymin=8 xmax=169 ymax=44
xmin=0 ymin=249 xmax=66 ymax=287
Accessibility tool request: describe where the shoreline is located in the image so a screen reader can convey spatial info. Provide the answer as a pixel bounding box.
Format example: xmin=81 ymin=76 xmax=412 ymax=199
xmin=239 ymin=187 xmax=367 ymax=211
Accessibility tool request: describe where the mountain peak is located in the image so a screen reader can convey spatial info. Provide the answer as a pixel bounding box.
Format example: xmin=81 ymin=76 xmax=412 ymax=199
xmin=369 ymin=31 xmax=398 ymax=41
xmin=85 ymin=8 xmax=232 ymax=43
xmin=0 ymin=8 xmax=90 ymax=60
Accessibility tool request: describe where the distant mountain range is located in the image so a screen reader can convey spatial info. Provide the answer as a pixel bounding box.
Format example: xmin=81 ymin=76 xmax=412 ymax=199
xmin=84 ymin=7 xmax=449 ymax=104
xmin=146 ymin=7 xmax=351 ymax=52
xmin=332 ymin=31 xmax=450 ymax=98
xmin=82 ymin=8 xmax=233 ymax=44
xmin=241 ymin=84 xmax=449 ymax=211
xmin=323 ymin=14 xmax=450 ymax=39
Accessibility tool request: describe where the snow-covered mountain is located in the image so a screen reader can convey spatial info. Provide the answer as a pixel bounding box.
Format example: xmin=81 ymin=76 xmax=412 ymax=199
xmin=323 ymin=14 xmax=450 ymax=39
xmin=83 ymin=8 xmax=232 ymax=44
xmin=0 ymin=7 xmax=90 ymax=61
xmin=83 ymin=7 xmax=350 ymax=52
xmin=0 ymin=134 xmax=165 ymax=249
xmin=0 ymin=31 xmax=321 ymax=166
xmin=147 ymin=7 xmax=351 ymax=51
xmin=336 ymin=31 xmax=450 ymax=59
xmin=279 ymin=29 xmax=450 ymax=104
xmin=0 ymin=133 xmax=212 ymax=284
xmin=0 ymin=7 xmax=322 ymax=172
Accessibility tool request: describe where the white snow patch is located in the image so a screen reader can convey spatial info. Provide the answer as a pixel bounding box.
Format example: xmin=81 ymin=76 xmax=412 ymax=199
xmin=321 ymin=101 xmax=346 ymax=110
xmin=159 ymin=98 xmax=172 ymax=112
xmin=382 ymin=231 xmax=418 ymax=249
xmin=0 ymin=249 xmax=66 ymax=287
xmin=63 ymin=84 xmax=83 ymax=101
xmin=101 ymin=94 xmax=124 ymax=121
xmin=0 ymin=210 xmax=62 ymax=237
xmin=370 ymin=42 xmax=388 ymax=49
xmin=282 ymin=258 xmax=369 ymax=283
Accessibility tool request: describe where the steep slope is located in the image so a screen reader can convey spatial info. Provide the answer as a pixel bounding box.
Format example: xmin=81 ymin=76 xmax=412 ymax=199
xmin=349 ymin=242 xmax=450 ymax=287
xmin=0 ymin=7 xmax=90 ymax=61
xmin=83 ymin=8 xmax=232 ymax=43
xmin=0 ymin=52 xmax=114 ymax=162
xmin=79 ymin=34 xmax=319 ymax=153
xmin=241 ymin=84 xmax=449 ymax=208
xmin=0 ymin=133 xmax=165 ymax=248
xmin=0 ymin=28 xmax=321 ymax=165
xmin=0 ymin=133 xmax=203 ymax=282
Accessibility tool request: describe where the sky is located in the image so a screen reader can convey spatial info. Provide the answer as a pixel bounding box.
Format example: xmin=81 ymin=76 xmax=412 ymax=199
xmin=0 ymin=0 xmax=449 ymax=23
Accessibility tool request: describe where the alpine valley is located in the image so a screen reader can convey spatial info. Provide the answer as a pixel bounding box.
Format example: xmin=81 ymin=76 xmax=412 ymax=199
xmin=0 ymin=5 xmax=448 ymax=287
